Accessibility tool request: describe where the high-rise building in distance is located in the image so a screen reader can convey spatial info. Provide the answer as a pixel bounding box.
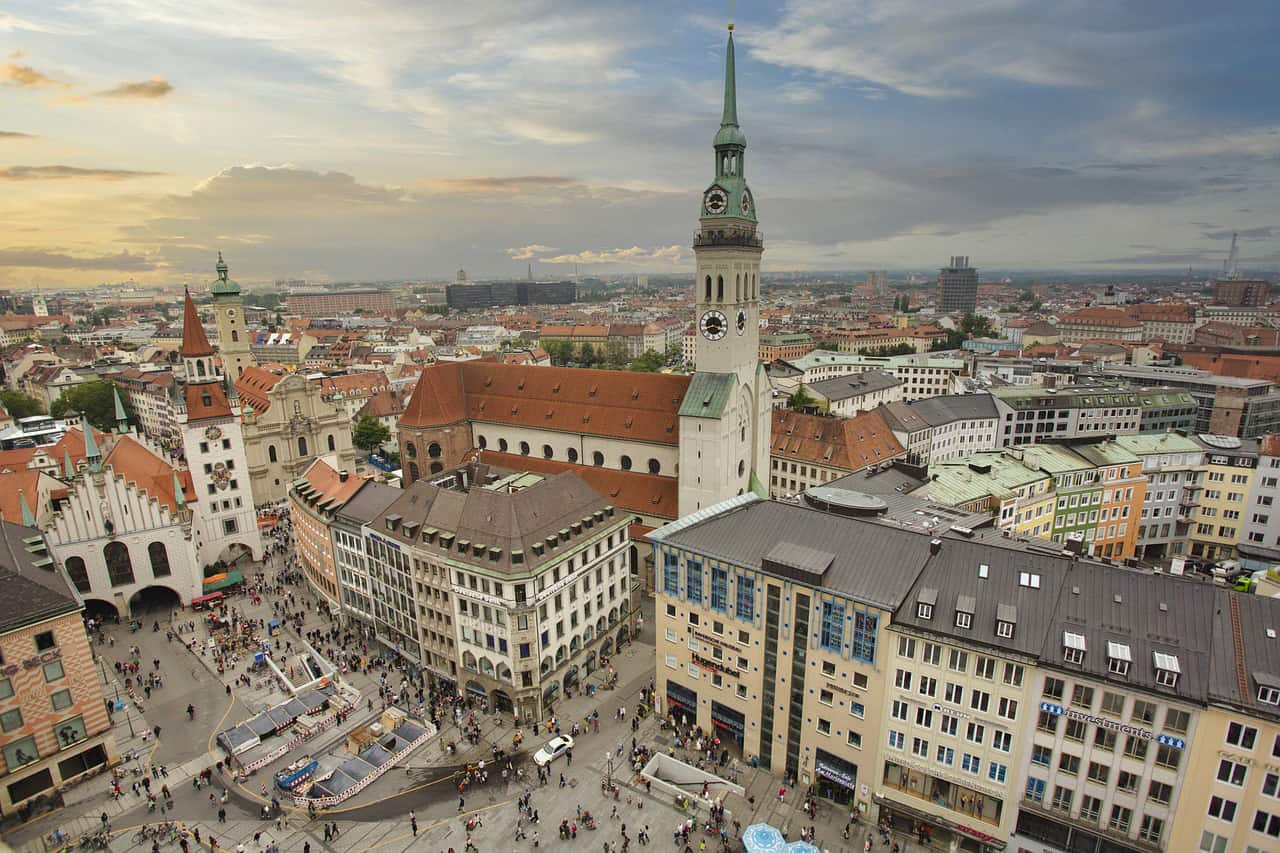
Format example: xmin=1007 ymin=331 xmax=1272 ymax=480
xmin=937 ymin=255 xmax=978 ymax=315
xmin=444 ymin=280 xmax=576 ymax=309
xmin=1212 ymin=277 xmax=1270 ymax=307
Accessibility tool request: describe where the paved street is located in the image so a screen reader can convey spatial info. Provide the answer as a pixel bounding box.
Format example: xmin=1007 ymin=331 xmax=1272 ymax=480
xmin=3 ymin=545 xmax=931 ymax=853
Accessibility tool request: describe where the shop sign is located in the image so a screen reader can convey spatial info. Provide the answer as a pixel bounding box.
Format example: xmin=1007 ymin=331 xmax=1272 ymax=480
xmin=824 ymin=680 xmax=857 ymax=698
xmin=691 ymin=652 xmax=738 ymax=677
xmin=815 ymin=759 xmax=856 ymax=788
xmin=1039 ymin=702 xmax=1185 ymax=749
xmin=2 ymin=649 xmax=61 ymax=676
xmin=931 ymin=702 xmax=970 ymax=719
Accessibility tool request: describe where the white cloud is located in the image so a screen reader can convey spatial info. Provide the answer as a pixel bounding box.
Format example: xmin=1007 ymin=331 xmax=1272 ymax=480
xmin=506 ymin=244 xmax=559 ymax=260
xmin=541 ymin=245 xmax=686 ymax=266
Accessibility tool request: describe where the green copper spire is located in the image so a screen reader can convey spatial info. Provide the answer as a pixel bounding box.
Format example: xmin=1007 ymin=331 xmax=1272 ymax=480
xmin=721 ymin=26 xmax=738 ymax=128
xmin=83 ymin=425 xmax=102 ymax=472
xmin=216 ymin=251 xmax=228 ymax=280
xmin=210 ymin=250 xmax=241 ymax=296
xmin=18 ymin=490 xmax=35 ymax=527
xmin=112 ymin=385 xmax=128 ymax=434
xmin=172 ymin=471 xmax=187 ymax=509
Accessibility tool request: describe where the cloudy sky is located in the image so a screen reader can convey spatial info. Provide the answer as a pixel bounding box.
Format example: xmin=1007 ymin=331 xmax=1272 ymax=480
xmin=2 ymin=0 xmax=1279 ymax=287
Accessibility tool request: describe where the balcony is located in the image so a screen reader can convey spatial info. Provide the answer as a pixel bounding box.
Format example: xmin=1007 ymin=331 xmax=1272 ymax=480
xmin=693 ymin=228 xmax=764 ymax=249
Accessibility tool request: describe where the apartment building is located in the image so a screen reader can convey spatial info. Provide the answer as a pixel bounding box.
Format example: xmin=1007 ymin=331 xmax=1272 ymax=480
xmin=289 ymin=457 xmax=368 ymax=610
xmin=1172 ymin=589 xmax=1280 ymax=853
xmin=1092 ymin=365 xmax=1280 ymax=439
xmin=1112 ymin=433 xmax=1205 ymax=562
xmin=1055 ymin=308 xmax=1143 ymax=343
xmin=1135 ymin=391 xmax=1197 ymax=435
xmin=1012 ymin=565 xmax=1206 ymax=853
xmin=330 ymin=480 xmax=401 ymax=636
xmin=0 ymin=521 xmax=119 ymax=815
xmin=363 ymin=464 xmax=634 ymax=722
xmin=880 ymin=545 xmax=1068 ymax=850
xmin=767 ymin=409 xmax=906 ymax=498
xmin=807 ymin=371 xmax=904 ymax=417
xmin=1125 ymin=304 xmax=1196 ymax=345
xmin=112 ymin=369 xmax=179 ymax=443
xmin=759 ymin=332 xmax=814 ymax=362
xmin=1239 ymin=435 xmax=1280 ymax=571
xmin=991 ymin=386 xmax=1142 ymax=447
xmin=879 ymin=395 xmax=1000 ymax=466
xmin=286 ymin=290 xmax=397 ymax=315
xmin=1189 ymin=435 xmax=1258 ymax=561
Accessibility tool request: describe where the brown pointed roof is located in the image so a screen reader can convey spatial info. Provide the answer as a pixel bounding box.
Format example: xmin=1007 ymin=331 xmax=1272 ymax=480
xmin=181 ymin=290 xmax=214 ymax=357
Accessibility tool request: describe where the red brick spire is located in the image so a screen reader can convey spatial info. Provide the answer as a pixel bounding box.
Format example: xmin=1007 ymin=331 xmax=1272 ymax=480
xmin=181 ymin=288 xmax=214 ymax=358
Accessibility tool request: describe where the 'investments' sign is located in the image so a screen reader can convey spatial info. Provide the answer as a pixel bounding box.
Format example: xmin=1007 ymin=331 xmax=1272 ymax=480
xmin=1039 ymin=702 xmax=1186 ymax=750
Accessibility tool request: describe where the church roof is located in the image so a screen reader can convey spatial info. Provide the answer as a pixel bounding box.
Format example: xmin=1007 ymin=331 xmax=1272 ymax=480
xmin=210 ymin=251 xmax=241 ymax=296
xmin=185 ymin=381 xmax=233 ymax=420
xmin=180 ymin=290 xmax=214 ymax=357
xmin=770 ymin=409 xmax=906 ymax=473
xmin=677 ymin=372 xmax=735 ymax=419
xmin=235 ymin=366 xmax=286 ymax=414
xmin=400 ymin=361 xmax=690 ymax=447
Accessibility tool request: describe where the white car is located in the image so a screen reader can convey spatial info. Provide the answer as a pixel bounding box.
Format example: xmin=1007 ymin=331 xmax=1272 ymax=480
xmin=533 ymin=735 xmax=575 ymax=767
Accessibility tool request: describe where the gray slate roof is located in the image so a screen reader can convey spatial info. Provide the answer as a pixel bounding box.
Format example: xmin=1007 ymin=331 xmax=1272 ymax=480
xmin=1208 ymin=588 xmax=1280 ymax=720
xmin=0 ymin=520 xmax=79 ymax=633
xmin=907 ymin=393 xmax=998 ymax=427
xmin=333 ymin=480 xmax=402 ymax=526
xmin=809 ymin=370 xmax=900 ymax=402
xmin=1040 ymin=563 xmax=1214 ymax=703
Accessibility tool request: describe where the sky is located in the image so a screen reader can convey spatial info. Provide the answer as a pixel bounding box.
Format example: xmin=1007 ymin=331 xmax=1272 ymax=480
xmin=2 ymin=0 xmax=1279 ymax=288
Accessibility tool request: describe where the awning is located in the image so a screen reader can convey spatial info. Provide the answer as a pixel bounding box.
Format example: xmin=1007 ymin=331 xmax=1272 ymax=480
xmin=203 ymin=569 xmax=245 ymax=592
xmin=1153 ymin=651 xmax=1180 ymax=673
xmin=1063 ymin=631 xmax=1087 ymax=651
xmin=1106 ymin=641 xmax=1131 ymax=662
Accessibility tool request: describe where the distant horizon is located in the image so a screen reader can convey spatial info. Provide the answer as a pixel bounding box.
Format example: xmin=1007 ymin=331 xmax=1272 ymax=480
xmin=3 ymin=2 xmax=1277 ymax=289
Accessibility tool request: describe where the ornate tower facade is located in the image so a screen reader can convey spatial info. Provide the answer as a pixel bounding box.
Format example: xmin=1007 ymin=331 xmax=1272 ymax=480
xmin=210 ymin=252 xmax=255 ymax=386
xmin=678 ymin=26 xmax=771 ymax=516
xmin=178 ymin=288 xmax=262 ymax=568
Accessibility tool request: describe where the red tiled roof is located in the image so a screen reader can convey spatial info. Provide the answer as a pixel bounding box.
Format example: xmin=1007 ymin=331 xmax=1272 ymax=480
xmin=103 ymin=435 xmax=194 ymax=514
xmin=180 ymin=291 xmax=214 ymax=357
xmin=1060 ymin=307 xmax=1141 ymax=327
xmin=185 ymin=381 xmax=233 ymax=420
xmin=475 ymin=449 xmax=678 ymax=520
xmin=48 ymin=426 xmax=109 ymax=472
xmin=299 ymin=456 xmax=365 ymax=505
xmin=400 ymin=362 xmax=690 ymax=446
xmin=235 ymin=366 xmax=285 ymax=413
xmin=358 ymin=389 xmax=403 ymax=419
xmin=0 ymin=468 xmax=42 ymax=523
xmin=770 ymin=408 xmax=906 ymax=471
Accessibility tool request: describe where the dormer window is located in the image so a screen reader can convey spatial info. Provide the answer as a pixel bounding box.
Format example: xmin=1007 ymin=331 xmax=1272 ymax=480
xmin=1258 ymin=685 xmax=1280 ymax=706
xmin=996 ymin=603 xmax=1017 ymax=640
xmin=1153 ymin=652 xmax=1180 ymax=688
xmin=1106 ymin=641 xmax=1131 ymax=677
xmin=917 ymin=587 xmax=937 ymax=621
xmin=996 ymin=620 xmax=1014 ymax=639
xmin=954 ymin=594 xmax=975 ymax=630
xmin=1018 ymin=571 xmax=1041 ymax=589
xmin=918 ymin=603 xmax=933 ymax=620
xmin=1063 ymin=632 xmax=1087 ymax=665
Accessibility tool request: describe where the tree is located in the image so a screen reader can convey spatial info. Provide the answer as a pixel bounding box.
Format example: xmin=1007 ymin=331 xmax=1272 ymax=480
xmin=941 ymin=312 xmax=996 ymax=349
xmin=0 ymin=390 xmax=45 ymax=419
xmin=665 ymin=341 xmax=683 ymax=365
xmin=604 ymin=340 xmax=629 ymax=369
xmin=628 ymin=350 xmax=665 ymax=372
xmin=577 ymin=342 xmax=600 ymax=366
xmin=788 ymin=386 xmax=817 ymax=411
xmin=545 ymin=339 xmax=574 ymax=366
xmin=50 ymin=381 xmax=132 ymax=431
xmin=352 ymin=416 xmax=391 ymax=453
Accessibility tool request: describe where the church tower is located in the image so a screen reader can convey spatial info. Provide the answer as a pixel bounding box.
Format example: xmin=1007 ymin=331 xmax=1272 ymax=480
xmin=210 ymin=252 xmax=255 ymax=385
xmin=678 ymin=25 xmax=771 ymax=515
xmin=178 ymin=287 xmax=262 ymax=569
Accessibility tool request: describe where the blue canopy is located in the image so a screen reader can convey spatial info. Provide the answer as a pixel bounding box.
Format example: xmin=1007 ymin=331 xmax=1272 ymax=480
xmin=743 ymin=823 xmax=785 ymax=853
xmin=784 ymin=842 xmax=820 ymax=853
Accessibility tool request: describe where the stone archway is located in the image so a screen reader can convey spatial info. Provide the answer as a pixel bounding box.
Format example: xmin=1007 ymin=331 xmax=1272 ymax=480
xmin=600 ymin=636 xmax=613 ymax=657
xmin=128 ymin=585 xmax=182 ymax=616
xmin=491 ymin=689 xmax=514 ymax=714
xmin=82 ymin=598 xmax=120 ymax=623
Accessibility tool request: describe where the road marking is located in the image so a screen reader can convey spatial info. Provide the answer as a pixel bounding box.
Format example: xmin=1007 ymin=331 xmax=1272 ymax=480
xmin=355 ymin=799 xmax=512 ymax=853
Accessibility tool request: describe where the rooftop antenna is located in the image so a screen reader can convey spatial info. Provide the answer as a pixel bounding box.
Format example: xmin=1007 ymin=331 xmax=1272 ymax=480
xmin=1224 ymin=231 xmax=1239 ymax=279
xmin=728 ymin=0 xmax=735 ymax=30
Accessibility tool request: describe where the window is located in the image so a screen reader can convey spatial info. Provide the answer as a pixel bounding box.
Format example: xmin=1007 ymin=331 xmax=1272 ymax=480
xmin=947 ymin=649 xmax=967 ymax=672
xmin=969 ymin=689 xmax=989 ymax=712
xmin=1108 ymin=805 xmax=1132 ymax=833
xmin=1263 ymin=772 xmax=1279 ymax=799
xmin=1043 ymin=677 xmax=1065 ymax=701
xmin=685 ymin=559 xmax=702 ymax=603
xmin=1218 ymin=758 xmax=1247 ymax=786
xmin=620 ymin=455 xmax=632 ymax=471
xmin=915 ymin=707 xmax=933 ymax=728
xmin=894 ymin=669 xmax=912 ymax=691
xmin=1071 ymin=684 xmax=1094 ymax=709
xmin=735 ymin=575 xmax=754 ymax=620
xmin=1101 ymin=691 xmax=1125 ymax=717
xmin=846 ymin=731 xmax=862 ymax=749
xmin=50 ymin=689 xmax=72 ymax=711
xmin=1093 ymin=727 xmax=1116 ymax=751
xmin=1139 ymin=815 xmax=1163 ymax=844
xmin=917 ymin=602 xmax=933 ymax=620
xmin=922 ymin=643 xmax=941 ymax=666
xmin=887 ymin=730 xmax=904 ymax=750
xmin=988 ymin=762 xmax=1007 ymax=784
xmin=1051 ymin=786 xmax=1073 ymax=812
xmin=268 ymin=445 xmax=278 ymax=463
xmin=891 ymin=700 xmax=908 ymax=722
xmin=935 ymin=746 xmax=954 ymax=766
xmin=710 ymin=567 xmax=728 ymax=612
xmin=0 ymin=709 xmax=23 ymax=732
xmin=975 ymin=656 xmax=995 ymax=680
xmin=911 ymin=737 xmax=929 ymax=758
xmin=1117 ymin=770 xmax=1140 ymax=793
xmin=1002 ymin=663 xmax=1023 ymax=687
xmin=1252 ymin=810 xmax=1280 ymax=837
xmin=148 ymin=542 xmax=171 ymax=578
xmin=955 ymin=611 xmax=971 ymax=629
xmin=1155 ymin=743 xmax=1181 ymax=771
xmin=1031 ymin=745 xmax=1051 ymax=766
xmin=849 ymin=701 xmax=865 ymax=719
xmin=997 ymin=697 xmax=1018 ymax=721
xmin=662 ymin=553 xmax=679 ymax=596
xmin=1065 ymin=718 xmax=1087 ymax=742
xmin=1087 ymin=761 xmax=1109 ymax=784
xmin=1124 ymin=735 xmax=1148 ymax=761
xmin=1132 ymin=700 xmax=1156 ymax=725
xmin=992 ymin=731 xmax=1011 ymax=752
xmin=816 ymin=719 xmax=831 ymax=735
xmin=1080 ymin=795 xmax=1102 ymax=822
xmin=939 ymin=714 xmax=957 ymax=736
xmin=1227 ymin=721 xmax=1258 ymax=750
xmin=966 ymin=722 xmax=985 ymax=745
xmin=897 ymin=637 xmax=916 ymax=659
xmin=819 ymin=689 xmax=834 ymax=706
xmin=43 ymin=660 xmax=64 ymax=682
xmin=852 ymin=613 xmax=877 ymax=663
xmin=0 ymin=679 xmax=10 ymax=700
xmin=64 ymin=557 xmax=90 ymax=594
xmin=1208 ymin=796 xmax=1237 ymax=822
xmin=1025 ymin=777 xmax=1045 ymax=803
xmin=2 ymin=735 xmax=37 ymax=771
xmin=103 ymin=541 xmax=135 ymax=587
xmin=918 ymin=676 xmax=937 ymax=698
xmin=996 ymin=619 xmax=1014 ymax=639
xmin=1058 ymin=754 xmax=1080 ymax=775
xmin=944 ymin=682 xmax=964 ymax=705
xmin=820 ymin=601 xmax=844 ymax=653
xmin=297 ymin=436 xmax=308 ymax=457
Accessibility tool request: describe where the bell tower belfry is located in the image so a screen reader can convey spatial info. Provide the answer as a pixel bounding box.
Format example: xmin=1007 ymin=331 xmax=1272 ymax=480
xmin=678 ymin=24 xmax=771 ymax=516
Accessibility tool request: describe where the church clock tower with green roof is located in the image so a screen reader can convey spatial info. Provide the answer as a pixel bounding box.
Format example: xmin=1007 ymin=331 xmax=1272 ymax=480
xmin=679 ymin=24 xmax=771 ymax=516
xmin=210 ymin=251 xmax=255 ymax=385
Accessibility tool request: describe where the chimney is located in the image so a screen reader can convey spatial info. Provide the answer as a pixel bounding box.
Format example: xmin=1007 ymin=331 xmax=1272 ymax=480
xmin=338 ymin=470 xmax=349 ymax=482
xmin=929 ymin=538 xmax=942 ymax=556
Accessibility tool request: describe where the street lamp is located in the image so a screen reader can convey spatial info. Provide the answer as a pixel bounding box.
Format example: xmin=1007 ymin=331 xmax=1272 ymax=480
xmin=604 ymin=750 xmax=614 ymax=792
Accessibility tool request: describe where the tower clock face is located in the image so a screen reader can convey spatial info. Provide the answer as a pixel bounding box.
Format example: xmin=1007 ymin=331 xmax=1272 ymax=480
xmin=700 ymin=310 xmax=727 ymax=341
xmin=226 ymin=308 xmax=237 ymax=319
xmin=704 ymin=188 xmax=728 ymax=215
xmin=736 ymin=310 xmax=747 ymax=334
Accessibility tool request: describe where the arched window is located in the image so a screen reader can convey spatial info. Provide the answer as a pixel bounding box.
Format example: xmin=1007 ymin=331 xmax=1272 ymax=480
xmin=738 ymin=459 xmax=746 ymax=477
xmin=104 ymin=542 xmax=135 ymax=587
xmin=409 ymin=461 xmax=420 ymax=482
xmin=592 ymin=451 xmax=604 ymax=467
xmin=231 ymin=330 xmax=238 ymax=342
xmin=499 ymin=438 xmax=509 ymax=452
xmin=620 ymin=455 xmax=632 ymax=471
xmin=567 ymin=448 xmax=579 ymax=463
xmin=406 ymin=442 xmax=417 ymax=459
xmin=753 ymin=273 xmax=758 ymax=299
xmin=268 ymin=445 xmax=277 ymax=463
xmin=704 ymin=275 xmax=712 ymax=301
xmin=64 ymin=556 xmax=90 ymax=594
xmin=148 ymin=542 xmax=171 ymax=578
xmin=519 ymin=441 xmax=530 ymax=456
xmin=735 ymin=273 xmax=741 ymax=302
xmin=478 ymin=435 xmax=488 ymax=450
xmin=196 ymin=361 xmax=206 ymax=377
xmin=327 ymin=434 xmax=335 ymax=452
xmin=648 ymin=458 xmax=661 ymax=475
xmin=430 ymin=462 xmax=443 ymax=474
xmin=542 ymin=444 xmax=553 ymax=460
xmin=297 ymin=436 xmax=308 ymax=457
xmin=428 ymin=442 xmax=441 ymax=458
xmin=716 ymin=275 xmax=724 ymax=301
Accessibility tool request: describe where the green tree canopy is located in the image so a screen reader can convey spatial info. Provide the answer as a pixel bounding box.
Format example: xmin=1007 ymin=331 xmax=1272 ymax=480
xmin=788 ymin=386 xmax=817 ymax=411
xmin=352 ymin=416 xmax=391 ymax=453
xmin=50 ymin=380 xmax=133 ymax=432
xmin=604 ymin=339 xmax=629 ymax=369
xmin=628 ymin=350 xmax=665 ymax=372
xmin=0 ymin=390 xmax=45 ymax=420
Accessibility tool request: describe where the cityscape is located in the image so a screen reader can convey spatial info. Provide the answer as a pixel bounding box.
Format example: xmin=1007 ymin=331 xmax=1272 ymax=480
xmin=2 ymin=4 xmax=1280 ymax=853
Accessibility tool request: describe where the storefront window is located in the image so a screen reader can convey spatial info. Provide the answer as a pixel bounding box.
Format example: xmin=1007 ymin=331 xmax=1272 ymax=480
xmin=3 ymin=735 xmax=38 ymax=771
xmin=54 ymin=716 xmax=88 ymax=750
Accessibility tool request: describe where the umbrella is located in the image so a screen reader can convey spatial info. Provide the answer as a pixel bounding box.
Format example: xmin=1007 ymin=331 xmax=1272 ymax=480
xmin=784 ymin=842 xmax=820 ymax=853
xmin=743 ymin=822 xmax=786 ymax=853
